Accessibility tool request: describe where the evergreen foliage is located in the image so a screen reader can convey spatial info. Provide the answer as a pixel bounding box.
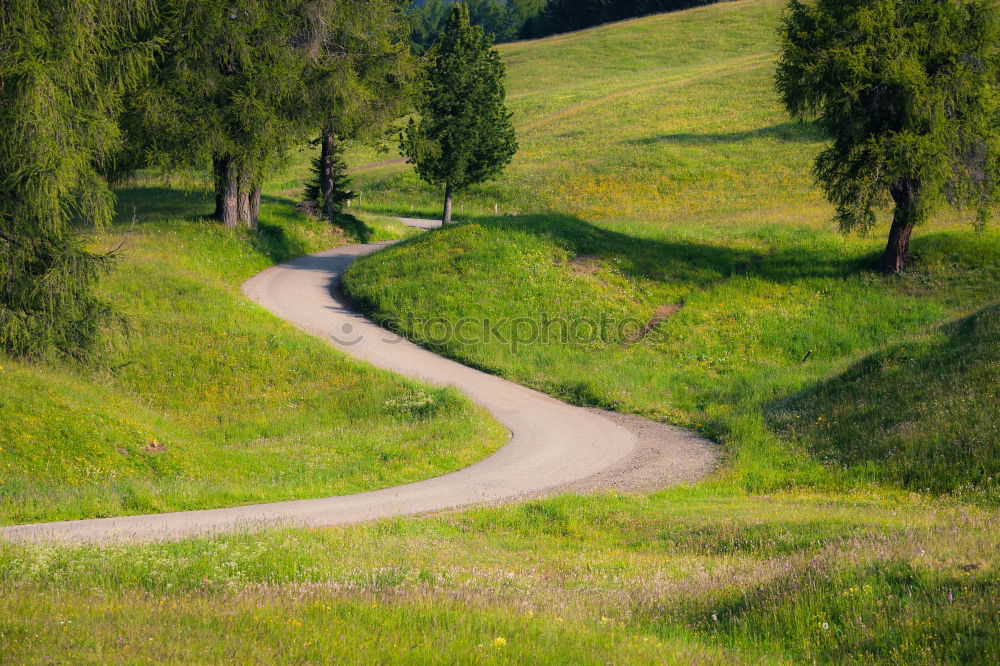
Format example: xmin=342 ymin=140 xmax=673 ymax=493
xmin=776 ymin=0 xmax=1000 ymax=273
xmin=124 ymin=0 xmax=312 ymax=228
xmin=300 ymin=0 xmax=412 ymax=143
xmin=122 ymin=0 xmax=411 ymax=229
xmin=0 ymin=0 xmax=158 ymax=359
xmin=401 ymin=3 xmax=518 ymax=223
xmin=299 ymin=0 xmax=413 ymax=224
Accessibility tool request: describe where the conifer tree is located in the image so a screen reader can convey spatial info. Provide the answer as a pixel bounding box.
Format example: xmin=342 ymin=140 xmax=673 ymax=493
xmin=0 ymin=0 xmax=157 ymax=359
xmin=299 ymin=0 xmax=413 ymax=225
xmin=401 ymin=3 xmax=517 ymax=224
xmin=304 ymin=137 xmax=356 ymax=214
xmin=776 ymin=0 xmax=1000 ymax=274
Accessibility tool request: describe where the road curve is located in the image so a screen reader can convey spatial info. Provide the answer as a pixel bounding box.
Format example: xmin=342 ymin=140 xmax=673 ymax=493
xmin=1 ymin=219 xmax=712 ymax=544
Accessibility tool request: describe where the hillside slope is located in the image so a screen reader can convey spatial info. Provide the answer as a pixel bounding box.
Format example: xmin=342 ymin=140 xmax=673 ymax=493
xmin=769 ymin=303 xmax=1000 ymax=500
xmin=350 ymin=0 xmax=828 ymax=234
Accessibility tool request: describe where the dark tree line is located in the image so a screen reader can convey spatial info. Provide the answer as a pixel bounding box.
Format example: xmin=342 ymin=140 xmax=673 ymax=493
xmin=406 ymin=0 xmax=726 ymax=45
xmin=408 ymin=0 xmax=544 ymax=51
xmin=520 ymin=0 xmax=726 ymax=39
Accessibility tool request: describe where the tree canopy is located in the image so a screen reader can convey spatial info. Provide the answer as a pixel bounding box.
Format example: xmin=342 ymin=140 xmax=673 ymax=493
xmin=401 ymin=3 xmax=518 ymax=223
xmin=2 ymin=0 xmax=414 ymax=359
xmin=124 ymin=0 xmax=312 ymax=228
xmin=300 ymin=0 xmax=414 ymax=223
xmin=123 ymin=0 xmax=413 ymax=228
xmin=776 ymin=0 xmax=1000 ymax=273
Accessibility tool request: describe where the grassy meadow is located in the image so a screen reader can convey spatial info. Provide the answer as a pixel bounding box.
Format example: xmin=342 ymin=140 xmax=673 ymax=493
xmin=2 ymin=493 xmax=996 ymax=663
xmin=347 ymin=0 xmax=824 ymax=231
xmin=2 ymin=0 xmax=998 ymax=663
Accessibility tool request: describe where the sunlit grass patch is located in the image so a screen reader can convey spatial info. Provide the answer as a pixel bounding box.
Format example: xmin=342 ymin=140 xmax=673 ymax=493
xmin=2 ymin=492 xmax=995 ymax=663
xmin=330 ymin=2 xmax=1000 ymax=656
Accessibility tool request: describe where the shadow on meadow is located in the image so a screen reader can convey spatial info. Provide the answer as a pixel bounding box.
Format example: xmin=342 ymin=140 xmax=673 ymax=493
xmin=439 ymin=213 xmax=1000 ymax=301
xmin=111 ymin=186 xmax=315 ymax=260
xmin=109 ymin=185 xmax=375 ymax=263
xmin=253 ymin=219 xmax=315 ymax=263
xmin=113 ymin=187 xmax=300 ymax=227
xmin=113 ymin=186 xmax=215 ymax=223
xmin=669 ymin=557 xmax=998 ymax=664
xmin=628 ymin=121 xmax=825 ymax=147
xmin=765 ymin=302 xmax=1000 ymax=499
xmin=461 ymin=213 xmax=876 ymax=289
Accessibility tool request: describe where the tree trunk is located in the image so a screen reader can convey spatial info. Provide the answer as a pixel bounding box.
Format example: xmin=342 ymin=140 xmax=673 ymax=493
xmin=443 ymin=182 xmax=453 ymax=224
xmin=249 ymin=185 xmax=261 ymax=229
xmin=212 ymin=156 xmax=227 ymax=220
xmin=320 ymin=127 xmax=337 ymax=223
xmin=880 ymin=181 xmax=919 ymax=274
xmin=236 ymin=167 xmax=251 ymax=226
xmin=214 ymin=156 xmax=239 ymax=228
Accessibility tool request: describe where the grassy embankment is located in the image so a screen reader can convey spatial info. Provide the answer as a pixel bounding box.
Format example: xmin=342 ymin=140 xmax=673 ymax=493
xmin=2 ymin=1 xmax=997 ymax=663
xmin=0 ymin=166 xmax=505 ymax=525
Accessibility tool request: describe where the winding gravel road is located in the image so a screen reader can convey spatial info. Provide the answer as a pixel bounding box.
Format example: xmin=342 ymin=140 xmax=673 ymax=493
xmin=1 ymin=219 xmax=717 ymax=544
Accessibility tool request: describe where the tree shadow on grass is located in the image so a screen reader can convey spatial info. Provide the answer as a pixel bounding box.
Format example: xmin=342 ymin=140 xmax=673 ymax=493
xmin=110 ymin=186 xmax=376 ymax=262
xmin=113 ymin=186 xmax=214 ymax=224
xmin=627 ymin=121 xmax=825 ymax=147
xmin=112 ymin=187 xmax=309 ymax=227
xmin=671 ymin=559 xmax=997 ymax=664
xmin=253 ymin=220 xmax=313 ymax=264
xmin=473 ymin=213 xmax=876 ymax=289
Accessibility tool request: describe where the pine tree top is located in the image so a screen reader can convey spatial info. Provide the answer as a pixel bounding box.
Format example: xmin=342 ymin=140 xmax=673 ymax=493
xmin=401 ymin=3 xmax=518 ymax=191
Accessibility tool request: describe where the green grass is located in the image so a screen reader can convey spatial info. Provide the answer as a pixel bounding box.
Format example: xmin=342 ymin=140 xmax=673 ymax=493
xmin=768 ymin=303 xmax=1000 ymax=500
xmin=344 ymin=215 xmax=1000 ymax=502
xmin=0 ymin=172 xmax=505 ymax=525
xmin=334 ymin=1 xmax=1000 ymax=659
xmin=2 ymin=1 xmax=998 ymax=662
xmin=346 ymin=0 xmax=826 ymax=231
xmin=2 ymin=492 xmax=996 ymax=663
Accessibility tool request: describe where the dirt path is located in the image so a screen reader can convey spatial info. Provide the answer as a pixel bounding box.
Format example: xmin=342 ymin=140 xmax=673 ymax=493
xmin=1 ymin=220 xmax=717 ymax=544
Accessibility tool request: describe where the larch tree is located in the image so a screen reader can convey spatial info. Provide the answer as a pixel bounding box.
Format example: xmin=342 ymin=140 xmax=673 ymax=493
xmin=401 ymin=3 xmax=517 ymax=224
xmin=125 ymin=0 xmax=310 ymax=228
xmin=299 ymin=0 xmax=414 ymax=224
xmin=776 ymin=0 xmax=1000 ymax=274
xmin=0 ymin=0 xmax=158 ymax=359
